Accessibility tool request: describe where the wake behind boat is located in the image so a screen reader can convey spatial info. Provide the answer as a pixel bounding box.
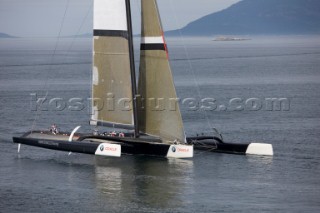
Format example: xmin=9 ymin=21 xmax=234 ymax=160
xmin=13 ymin=0 xmax=273 ymax=158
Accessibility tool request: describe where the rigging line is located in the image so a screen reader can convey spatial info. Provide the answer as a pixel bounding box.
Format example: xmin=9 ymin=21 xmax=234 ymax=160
xmin=53 ymin=1 xmax=93 ymax=76
xmin=31 ymin=0 xmax=71 ymax=132
xmin=168 ymin=0 xmax=213 ymax=131
xmin=192 ymin=140 xmax=218 ymax=156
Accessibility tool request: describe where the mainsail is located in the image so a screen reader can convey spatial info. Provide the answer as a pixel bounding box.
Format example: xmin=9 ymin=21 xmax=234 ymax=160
xmin=91 ymin=0 xmax=135 ymax=129
xmin=138 ymin=0 xmax=186 ymax=142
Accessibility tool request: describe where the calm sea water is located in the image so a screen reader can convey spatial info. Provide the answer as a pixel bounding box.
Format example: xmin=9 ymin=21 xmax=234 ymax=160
xmin=0 ymin=36 xmax=320 ymax=212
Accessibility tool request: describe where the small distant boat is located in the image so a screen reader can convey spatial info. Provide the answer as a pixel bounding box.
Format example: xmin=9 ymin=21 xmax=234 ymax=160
xmin=213 ymin=36 xmax=251 ymax=41
xmin=13 ymin=0 xmax=272 ymax=158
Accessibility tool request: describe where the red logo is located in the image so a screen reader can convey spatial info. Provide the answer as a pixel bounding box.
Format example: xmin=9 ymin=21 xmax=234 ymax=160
xmin=177 ymin=148 xmax=189 ymax=152
xmin=105 ymin=146 xmax=117 ymax=152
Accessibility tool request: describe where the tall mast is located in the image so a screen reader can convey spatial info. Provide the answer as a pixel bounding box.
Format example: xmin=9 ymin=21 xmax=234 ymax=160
xmin=125 ymin=0 xmax=139 ymax=138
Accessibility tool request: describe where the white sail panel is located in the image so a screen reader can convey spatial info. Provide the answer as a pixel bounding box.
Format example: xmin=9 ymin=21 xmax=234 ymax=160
xmin=94 ymin=0 xmax=127 ymax=31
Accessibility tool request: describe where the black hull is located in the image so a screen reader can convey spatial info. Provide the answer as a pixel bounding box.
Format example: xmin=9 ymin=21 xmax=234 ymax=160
xmin=186 ymin=136 xmax=249 ymax=155
xmin=12 ymin=136 xmax=171 ymax=158
xmin=12 ymin=132 xmax=252 ymax=157
xmin=13 ymin=137 xmax=98 ymax=154
xmin=190 ymin=141 xmax=249 ymax=155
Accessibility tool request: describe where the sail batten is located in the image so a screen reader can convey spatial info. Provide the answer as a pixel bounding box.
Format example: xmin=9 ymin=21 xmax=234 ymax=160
xmin=140 ymin=44 xmax=166 ymax=51
xmin=138 ymin=0 xmax=186 ymax=143
xmin=141 ymin=36 xmax=164 ymax=44
xmin=91 ymin=0 xmax=134 ymax=128
xmin=93 ymin=30 xmax=129 ymax=38
xmin=90 ymin=120 xmax=134 ymax=130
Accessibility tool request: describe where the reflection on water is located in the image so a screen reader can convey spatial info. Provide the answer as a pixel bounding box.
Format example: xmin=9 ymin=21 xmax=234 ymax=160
xmin=246 ymin=155 xmax=273 ymax=165
xmin=94 ymin=156 xmax=194 ymax=210
xmin=95 ymin=166 xmax=122 ymax=195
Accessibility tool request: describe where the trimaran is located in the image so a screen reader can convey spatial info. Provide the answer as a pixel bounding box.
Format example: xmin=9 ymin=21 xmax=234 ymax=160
xmin=13 ymin=0 xmax=273 ymax=158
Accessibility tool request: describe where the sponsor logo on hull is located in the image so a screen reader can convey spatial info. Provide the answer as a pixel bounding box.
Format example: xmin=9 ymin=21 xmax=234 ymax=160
xmin=167 ymin=145 xmax=193 ymax=158
xmin=95 ymin=143 xmax=121 ymax=157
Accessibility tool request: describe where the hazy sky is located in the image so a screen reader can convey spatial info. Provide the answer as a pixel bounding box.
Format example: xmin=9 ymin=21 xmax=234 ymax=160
xmin=0 ymin=0 xmax=240 ymax=37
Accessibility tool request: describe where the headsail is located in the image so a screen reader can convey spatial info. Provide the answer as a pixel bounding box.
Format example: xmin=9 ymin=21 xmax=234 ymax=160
xmin=138 ymin=0 xmax=186 ymax=143
xmin=91 ymin=0 xmax=134 ymax=129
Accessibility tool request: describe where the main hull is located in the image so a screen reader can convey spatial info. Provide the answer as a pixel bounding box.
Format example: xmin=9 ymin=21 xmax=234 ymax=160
xmin=12 ymin=131 xmax=193 ymax=158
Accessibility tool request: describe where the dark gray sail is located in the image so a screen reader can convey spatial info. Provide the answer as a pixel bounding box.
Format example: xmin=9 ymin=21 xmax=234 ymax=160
xmin=138 ymin=0 xmax=186 ymax=143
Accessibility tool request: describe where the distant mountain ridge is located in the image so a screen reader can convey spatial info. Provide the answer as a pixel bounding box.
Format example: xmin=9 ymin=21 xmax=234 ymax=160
xmin=0 ymin=32 xmax=17 ymax=38
xmin=64 ymin=33 xmax=92 ymax=38
xmin=168 ymin=0 xmax=320 ymax=36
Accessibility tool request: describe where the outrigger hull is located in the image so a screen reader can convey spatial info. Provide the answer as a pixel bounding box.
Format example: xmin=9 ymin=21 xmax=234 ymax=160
xmin=187 ymin=136 xmax=273 ymax=156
